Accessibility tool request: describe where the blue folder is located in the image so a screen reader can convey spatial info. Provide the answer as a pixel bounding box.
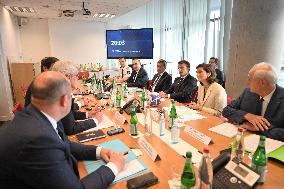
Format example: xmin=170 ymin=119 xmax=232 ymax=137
xmin=83 ymin=139 xmax=148 ymax=184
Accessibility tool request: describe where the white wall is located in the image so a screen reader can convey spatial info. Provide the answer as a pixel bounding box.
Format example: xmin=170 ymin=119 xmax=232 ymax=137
xmin=48 ymin=19 xmax=106 ymax=66
xmin=19 ymin=18 xmax=51 ymax=63
xmin=0 ymin=6 xmax=22 ymax=120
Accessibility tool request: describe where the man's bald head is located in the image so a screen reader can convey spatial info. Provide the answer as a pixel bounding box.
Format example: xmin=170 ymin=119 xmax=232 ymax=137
xmin=31 ymin=71 xmax=71 ymax=105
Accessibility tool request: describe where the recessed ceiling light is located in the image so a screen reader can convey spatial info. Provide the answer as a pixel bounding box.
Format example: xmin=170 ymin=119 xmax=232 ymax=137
xmin=4 ymin=6 xmax=35 ymax=13
xmin=93 ymin=13 xmax=98 ymax=17
xmin=105 ymin=14 xmax=110 ymax=18
xmin=111 ymin=14 xmax=116 ymax=18
xmin=99 ymin=13 xmax=105 ymax=18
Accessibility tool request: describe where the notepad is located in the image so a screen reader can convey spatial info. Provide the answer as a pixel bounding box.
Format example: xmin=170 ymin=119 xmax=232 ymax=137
xmin=83 ymin=115 xmax=114 ymax=133
xmin=244 ymin=134 xmax=284 ymax=154
xmin=208 ymin=122 xmax=238 ymax=138
xmin=83 ymin=139 xmax=148 ymax=184
xmin=267 ymin=145 xmax=284 ymax=163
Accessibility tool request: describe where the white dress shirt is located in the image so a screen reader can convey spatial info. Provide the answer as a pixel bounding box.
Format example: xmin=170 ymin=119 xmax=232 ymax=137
xmin=261 ymin=87 xmax=276 ymax=116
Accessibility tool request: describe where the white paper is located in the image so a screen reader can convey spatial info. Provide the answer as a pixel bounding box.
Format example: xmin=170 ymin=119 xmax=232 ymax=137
xmin=83 ymin=115 xmax=114 ymax=132
xmin=182 ymin=114 xmax=207 ymax=121
xmin=209 ymin=122 xmax=238 ymax=138
xmin=114 ymin=159 xmax=145 ymax=182
xmin=244 ymin=134 xmax=284 ymax=154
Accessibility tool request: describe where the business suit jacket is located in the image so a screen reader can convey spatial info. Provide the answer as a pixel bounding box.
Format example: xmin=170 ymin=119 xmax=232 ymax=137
xmin=215 ymin=68 xmax=225 ymax=87
xmin=126 ymin=67 xmax=149 ymax=88
xmin=197 ymin=82 xmax=227 ymax=116
xmin=24 ymin=84 xmax=95 ymax=135
xmin=165 ymin=74 xmax=197 ymax=103
xmin=222 ymin=85 xmax=284 ymax=141
xmin=0 ymin=104 xmax=114 ymax=189
xmin=149 ymin=72 xmax=172 ymax=92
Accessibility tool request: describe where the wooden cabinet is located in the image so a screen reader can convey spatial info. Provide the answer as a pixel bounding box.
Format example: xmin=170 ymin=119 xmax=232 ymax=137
xmin=9 ymin=62 xmax=40 ymax=106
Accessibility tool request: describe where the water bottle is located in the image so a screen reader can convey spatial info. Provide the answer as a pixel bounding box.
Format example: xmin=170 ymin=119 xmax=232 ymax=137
xmin=159 ymin=112 xmax=165 ymax=136
xmin=171 ymin=120 xmax=179 ymax=144
xmin=198 ymin=147 xmax=213 ymax=189
xmin=144 ymin=106 xmax=152 ymax=136
xmin=231 ymin=127 xmax=245 ymax=163
xmin=181 ymin=151 xmax=196 ymax=189
xmin=252 ymin=135 xmax=267 ymax=183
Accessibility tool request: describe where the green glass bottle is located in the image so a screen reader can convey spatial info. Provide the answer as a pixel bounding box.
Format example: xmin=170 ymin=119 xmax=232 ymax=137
xmin=130 ymin=104 xmax=138 ymax=136
xmin=169 ymin=100 xmax=177 ymax=128
xmin=141 ymin=89 xmax=147 ymax=109
xmin=82 ymin=75 xmax=86 ymax=84
xmin=112 ymin=79 xmax=116 ymax=91
xmin=115 ymin=88 xmax=121 ymax=108
xmin=252 ymin=135 xmax=267 ymax=183
xmin=123 ymin=83 xmax=128 ymax=98
xmin=181 ymin=151 xmax=196 ymax=189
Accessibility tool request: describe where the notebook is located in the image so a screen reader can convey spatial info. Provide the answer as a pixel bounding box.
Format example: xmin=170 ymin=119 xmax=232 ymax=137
xmin=76 ymin=129 xmax=106 ymax=143
xmin=83 ymin=139 xmax=148 ymax=184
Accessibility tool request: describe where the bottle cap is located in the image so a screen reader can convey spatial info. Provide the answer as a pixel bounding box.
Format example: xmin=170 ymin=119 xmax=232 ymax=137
xmin=186 ymin=151 xmax=192 ymax=158
xmin=203 ymin=147 xmax=210 ymax=153
xmin=238 ymin=127 xmax=244 ymax=132
xmin=260 ymin=135 xmax=266 ymax=141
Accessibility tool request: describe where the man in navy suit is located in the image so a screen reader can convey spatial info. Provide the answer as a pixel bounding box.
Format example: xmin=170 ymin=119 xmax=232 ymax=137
xmin=223 ymin=62 xmax=284 ymax=141
xmin=159 ymin=60 xmax=197 ymax=103
xmin=0 ymin=71 xmax=125 ymax=189
xmin=148 ymin=59 xmax=172 ymax=92
xmin=126 ymin=59 xmax=149 ymax=88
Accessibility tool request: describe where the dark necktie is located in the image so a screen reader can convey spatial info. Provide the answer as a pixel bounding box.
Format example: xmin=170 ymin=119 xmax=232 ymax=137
xmin=57 ymin=122 xmax=65 ymax=141
xmin=121 ymin=68 xmax=124 ymax=78
xmin=255 ymin=97 xmax=264 ymax=116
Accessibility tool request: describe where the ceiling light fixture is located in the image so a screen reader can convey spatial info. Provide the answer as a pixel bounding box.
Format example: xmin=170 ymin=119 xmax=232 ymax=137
xmin=93 ymin=13 xmax=98 ymax=17
xmin=4 ymin=6 xmax=35 ymax=13
xmin=99 ymin=13 xmax=105 ymax=18
xmin=110 ymin=14 xmax=116 ymax=18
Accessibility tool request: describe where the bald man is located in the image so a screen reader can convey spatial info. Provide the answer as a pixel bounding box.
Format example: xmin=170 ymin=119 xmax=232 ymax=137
xmin=0 ymin=71 xmax=125 ymax=189
xmin=223 ymin=62 xmax=284 ymax=141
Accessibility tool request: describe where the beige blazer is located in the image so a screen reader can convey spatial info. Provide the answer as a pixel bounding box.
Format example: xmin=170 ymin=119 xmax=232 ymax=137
xmin=197 ymin=82 xmax=227 ymax=116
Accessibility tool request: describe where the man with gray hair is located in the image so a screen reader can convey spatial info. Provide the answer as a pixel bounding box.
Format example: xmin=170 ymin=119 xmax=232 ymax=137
xmin=0 ymin=71 xmax=125 ymax=189
xmin=223 ymin=62 xmax=284 ymax=141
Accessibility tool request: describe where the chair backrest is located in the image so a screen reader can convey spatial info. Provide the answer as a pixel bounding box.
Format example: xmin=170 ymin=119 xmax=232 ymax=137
xmin=227 ymin=97 xmax=234 ymax=105
xmin=77 ymin=71 xmax=89 ymax=80
xmin=190 ymin=87 xmax=198 ymax=103
xmin=12 ymin=103 xmax=23 ymax=114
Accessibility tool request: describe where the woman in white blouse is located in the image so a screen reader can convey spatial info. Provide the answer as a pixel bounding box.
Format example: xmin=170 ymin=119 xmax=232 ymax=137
xmin=188 ymin=63 xmax=227 ymax=116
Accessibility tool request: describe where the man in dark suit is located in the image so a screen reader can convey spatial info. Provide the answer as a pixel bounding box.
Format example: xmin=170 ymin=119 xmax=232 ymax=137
xmin=223 ymin=62 xmax=284 ymax=141
xmin=159 ymin=60 xmax=197 ymax=103
xmin=126 ymin=59 xmax=149 ymax=88
xmin=208 ymin=57 xmax=225 ymax=87
xmin=25 ymin=60 xmax=100 ymax=135
xmin=148 ymin=59 xmax=172 ymax=92
xmin=25 ymin=57 xmax=59 ymax=107
xmin=0 ymin=71 xmax=125 ymax=189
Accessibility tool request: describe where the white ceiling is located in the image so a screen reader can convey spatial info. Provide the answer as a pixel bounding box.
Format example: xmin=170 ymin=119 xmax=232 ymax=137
xmin=0 ymin=0 xmax=151 ymax=22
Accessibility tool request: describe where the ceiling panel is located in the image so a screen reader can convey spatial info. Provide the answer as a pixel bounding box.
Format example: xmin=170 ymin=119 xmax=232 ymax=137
xmin=0 ymin=0 xmax=151 ymax=22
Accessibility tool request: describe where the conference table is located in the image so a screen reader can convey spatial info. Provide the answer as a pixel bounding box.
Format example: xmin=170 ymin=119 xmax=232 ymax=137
xmin=74 ymin=89 xmax=284 ymax=189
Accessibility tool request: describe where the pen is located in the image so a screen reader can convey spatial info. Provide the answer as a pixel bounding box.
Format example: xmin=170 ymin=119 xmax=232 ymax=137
xmin=123 ymin=151 xmax=129 ymax=155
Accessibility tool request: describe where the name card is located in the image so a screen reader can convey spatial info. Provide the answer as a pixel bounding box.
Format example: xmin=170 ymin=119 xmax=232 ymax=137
xmin=184 ymin=126 xmax=213 ymax=145
xmin=115 ymin=111 xmax=127 ymax=124
xmin=138 ymin=137 xmax=161 ymax=162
